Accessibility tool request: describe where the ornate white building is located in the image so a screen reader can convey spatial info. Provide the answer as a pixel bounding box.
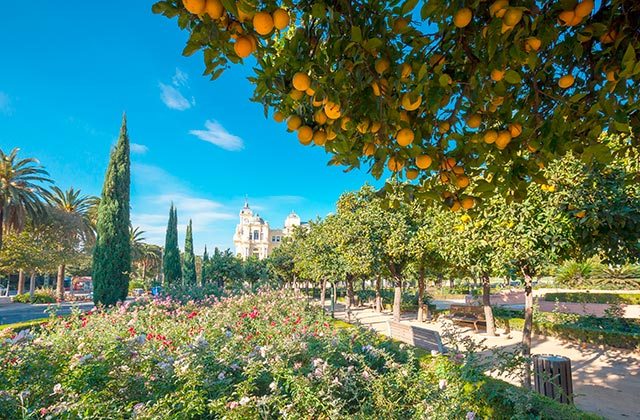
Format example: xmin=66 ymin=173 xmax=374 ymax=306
xmin=233 ymin=200 xmax=305 ymax=260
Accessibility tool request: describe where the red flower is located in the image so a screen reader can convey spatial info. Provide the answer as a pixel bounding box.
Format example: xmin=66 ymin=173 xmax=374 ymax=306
xmin=270 ymin=321 xmax=276 ymax=327
xmin=128 ymin=327 xmax=136 ymax=336
xmin=187 ymin=311 xmax=198 ymax=319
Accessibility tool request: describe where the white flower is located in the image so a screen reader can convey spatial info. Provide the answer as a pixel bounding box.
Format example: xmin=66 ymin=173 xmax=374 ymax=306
xmin=269 ymin=382 xmax=277 ymax=391
xmin=312 ymin=358 xmax=324 ymax=367
xmin=135 ymin=335 xmax=146 ymax=345
xmin=466 ymin=411 xmax=476 ymax=420
xmin=332 ymin=377 xmax=342 ymax=386
xmin=439 ymin=379 xmax=447 ymax=390
xmin=225 ymin=330 xmax=232 ymax=338
xmin=230 ymin=363 xmax=240 ymax=371
xmin=218 ymin=371 xmax=226 ymax=380
xmin=431 ymin=350 xmax=440 ymax=356
xmin=362 ymin=370 xmax=371 ymax=380
xmin=53 ymin=383 xmax=63 ymax=395
xmin=239 ymin=396 xmax=250 ymax=406
xmin=361 ymin=345 xmax=374 ymax=353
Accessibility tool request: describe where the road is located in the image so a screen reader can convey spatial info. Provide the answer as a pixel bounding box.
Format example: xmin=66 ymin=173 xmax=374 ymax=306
xmin=0 ymin=301 xmax=95 ymax=324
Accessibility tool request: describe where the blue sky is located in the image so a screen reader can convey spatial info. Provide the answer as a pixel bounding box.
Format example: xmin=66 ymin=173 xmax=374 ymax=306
xmin=0 ymin=1 xmax=379 ymax=253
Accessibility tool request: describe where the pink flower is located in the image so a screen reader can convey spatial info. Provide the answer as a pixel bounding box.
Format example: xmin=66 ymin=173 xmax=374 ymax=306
xmin=438 ymin=379 xmax=447 ymax=390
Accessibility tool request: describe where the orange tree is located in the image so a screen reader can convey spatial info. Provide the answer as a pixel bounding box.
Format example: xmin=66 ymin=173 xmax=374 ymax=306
xmin=155 ymin=0 xmax=639 ymax=207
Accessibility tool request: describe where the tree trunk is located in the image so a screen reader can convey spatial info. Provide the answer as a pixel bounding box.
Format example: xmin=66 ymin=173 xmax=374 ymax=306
xmin=0 ymin=207 xmax=4 ymax=250
xmin=361 ymin=278 xmax=365 ymax=291
xmin=482 ymin=273 xmax=497 ymax=336
xmin=142 ymin=261 xmax=147 ymax=282
xmin=393 ymin=278 xmax=402 ymax=322
xmin=374 ymin=275 xmax=383 ymax=312
xmin=346 ymin=275 xmax=354 ymax=322
xmin=17 ymin=270 xmax=25 ymax=295
xmin=56 ymin=264 xmax=65 ymax=302
xmin=521 ymin=267 xmax=534 ymax=389
xmin=320 ymin=278 xmax=327 ymax=310
xmin=29 ymin=272 xmax=36 ymax=300
xmin=448 ymin=277 xmax=455 ymax=290
xmin=417 ymin=266 xmax=426 ymax=322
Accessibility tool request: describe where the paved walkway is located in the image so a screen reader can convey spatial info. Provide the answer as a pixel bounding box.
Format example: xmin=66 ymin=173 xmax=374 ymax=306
xmin=330 ymin=303 xmax=640 ymax=420
xmin=0 ymin=301 xmax=95 ymax=324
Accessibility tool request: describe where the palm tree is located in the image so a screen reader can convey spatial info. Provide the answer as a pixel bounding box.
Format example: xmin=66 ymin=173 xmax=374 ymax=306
xmin=0 ymin=148 xmax=53 ymax=249
xmin=130 ymin=227 xmax=162 ymax=282
xmin=130 ymin=226 xmax=147 ymax=262
xmin=47 ymin=186 xmax=97 ymax=300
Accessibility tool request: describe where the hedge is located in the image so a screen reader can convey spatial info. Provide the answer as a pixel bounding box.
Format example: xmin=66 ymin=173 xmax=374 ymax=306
xmin=0 ymin=317 xmax=50 ymax=332
xmin=543 ymin=292 xmax=640 ymax=305
xmin=503 ymin=317 xmax=640 ymax=350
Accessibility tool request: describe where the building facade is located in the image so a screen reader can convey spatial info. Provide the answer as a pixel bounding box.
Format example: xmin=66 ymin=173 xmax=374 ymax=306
xmin=233 ymin=200 xmax=305 ymax=260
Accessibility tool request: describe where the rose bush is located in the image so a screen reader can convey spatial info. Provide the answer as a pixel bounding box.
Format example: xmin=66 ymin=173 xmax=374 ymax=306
xmin=0 ymin=290 xmax=593 ymax=419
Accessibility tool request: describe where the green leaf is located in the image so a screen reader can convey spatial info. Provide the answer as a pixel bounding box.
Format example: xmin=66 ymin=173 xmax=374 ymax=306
xmin=351 ymin=26 xmax=362 ymax=43
xmin=504 ymin=70 xmax=522 ymax=84
xmin=401 ymin=0 xmax=419 ymax=14
xmin=622 ymin=44 xmax=636 ymax=69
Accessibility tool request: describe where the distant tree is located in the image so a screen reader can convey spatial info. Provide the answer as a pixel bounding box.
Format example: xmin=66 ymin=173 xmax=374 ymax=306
xmin=201 ymin=245 xmax=209 ymax=285
xmin=0 ymin=147 xmax=52 ymax=249
xmin=92 ymin=116 xmax=131 ymax=306
xmin=182 ymin=219 xmax=197 ymax=285
xmin=209 ymin=247 xmax=242 ymax=288
xmin=266 ymin=239 xmax=296 ymax=286
xmin=48 ymin=187 xmax=97 ymax=300
xmin=242 ymin=256 xmax=267 ymax=289
xmin=162 ymin=204 xmax=181 ymax=285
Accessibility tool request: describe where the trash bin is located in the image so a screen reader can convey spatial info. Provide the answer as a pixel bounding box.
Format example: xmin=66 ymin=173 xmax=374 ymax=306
xmin=151 ymin=286 xmax=162 ymax=297
xmin=533 ymin=354 xmax=573 ymax=404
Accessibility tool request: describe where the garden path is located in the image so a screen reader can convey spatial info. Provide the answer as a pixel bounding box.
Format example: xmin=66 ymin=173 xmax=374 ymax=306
xmin=328 ymin=302 xmax=640 ymax=420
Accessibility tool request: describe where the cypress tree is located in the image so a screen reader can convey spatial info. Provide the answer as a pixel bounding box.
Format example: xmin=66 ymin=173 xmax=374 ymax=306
xmin=92 ymin=115 xmax=131 ymax=305
xmin=183 ymin=219 xmax=197 ymax=285
xmin=163 ymin=204 xmax=181 ymax=284
xmin=201 ymin=245 xmax=209 ymax=285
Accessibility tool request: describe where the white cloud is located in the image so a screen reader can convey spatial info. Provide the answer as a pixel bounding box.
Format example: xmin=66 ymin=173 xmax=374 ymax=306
xmin=189 ymin=120 xmax=244 ymax=151
xmin=159 ymin=83 xmax=193 ymax=111
xmin=172 ymin=68 xmax=189 ymax=87
xmin=130 ymin=143 xmax=148 ymax=154
xmin=0 ymin=92 xmax=13 ymax=115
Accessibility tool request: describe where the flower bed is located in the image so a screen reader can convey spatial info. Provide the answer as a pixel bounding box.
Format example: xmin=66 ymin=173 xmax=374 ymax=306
xmin=0 ymin=291 xmax=594 ymax=418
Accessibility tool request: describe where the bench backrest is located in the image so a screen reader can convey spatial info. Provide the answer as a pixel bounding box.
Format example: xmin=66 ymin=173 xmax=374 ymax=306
xmin=387 ymin=321 xmax=444 ymax=353
xmin=450 ymin=304 xmax=485 ymax=318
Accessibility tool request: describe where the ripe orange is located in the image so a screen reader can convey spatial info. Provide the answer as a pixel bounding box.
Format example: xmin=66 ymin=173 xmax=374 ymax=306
xmin=234 ymin=36 xmax=253 ymax=58
xmin=489 ymin=0 xmax=508 ymax=17
xmin=454 ymin=8 xmax=473 ymax=28
xmin=370 ymin=121 xmax=381 ymax=133
xmin=461 ymin=197 xmax=475 ymax=209
xmin=525 ymin=37 xmax=542 ymax=52
xmin=406 ymin=169 xmax=419 ymax=180
xmin=503 ymin=8 xmax=523 ymax=26
xmin=451 ymin=200 xmax=461 ymax=212
xmin=396 ymin=128 xmax=415 ymax=147
xmin=297 ymin=126 xmax=313 ymax=144
xmin=467 ymin=114 xmax=482 ymax=129
xmin=401 ymin=93 xmax=422 ymax=111
xmin=340 ymin=117 xmax=352 ymax=131
xmin=575 ymin=210 xmax=586 ymax=218
xmin=387 ymin=157 xmax=404 ymax=172
xmin=452 ymin=165 xmax=464 ymax=175
xmin=575 ymin=0 xmax=594 ymax=18
xmin=289 ymin=89 xmax=304 ymax=100
xmin=313 ymin=130 xmax=327 ymax=145
xmin=292 ymin=72 xmax=311 ymax=91
xmin=438 ymin=121 xmax=450 ymax=134
xmin=183 ymin=0 xmax=206 ymax=14
xmin=314 ymin=109 xmax=328 ymax=125
xmin=253 ymin=12 xmax=274 ymax=36
xmin=287 ymin=115 xmax=302 ymax=131
xmin=401 ymin=63 xmax=412 ymax=79
xmin=600 ymin=29 xmax=617 ymax=44
xmin=375 ymin=58 xmax=390 ymax=74
xmin=305 ymin=86 xmax=315 ymax=96
xmin=484 ymin=130 xmax=498 ymax=144
xmin=324 ymin=102 xmax=341 ymax=119
xmin=491 ymin=69 xmax=505 ymax=82
xmin=456 ymin=175 xmax=470 ymax=188
xmin=326 ymin=128 xmax=337 ymax=141
xmin=392 ymin=17 xmax=409 ymax=33
xmin=558 ymin=75 xmax=575 ymax=89
xmin=204 ymin=0 xmax=224 ymax=19
xmin=363 ymin=143 xmax=376 ymax=156
xmin=357 ymin=120 xmax=369 ymax=134
xmin=416 ymin=155 xmax=433 ymax=169
xmin=273 ymin=111 xmax=285 ymax=122
xmin=272 ymin=8 xmax=290 ymax=30
xmin=558 ymin=10 xmax=575 ymax=26
xmin=508 ymin=123 xmax=522 ymax=138
xmin=495 ymin=130 xmax=512 ymax=149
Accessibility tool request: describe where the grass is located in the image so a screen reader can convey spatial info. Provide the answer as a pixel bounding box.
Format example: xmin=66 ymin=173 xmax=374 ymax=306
xmin=543 ymin=292 xmax=640 ymax=305
xmin=0 ymin=317 xmax=50 ymax=332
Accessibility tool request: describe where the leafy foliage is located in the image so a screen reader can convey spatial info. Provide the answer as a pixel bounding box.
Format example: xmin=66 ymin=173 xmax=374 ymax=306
xmin=182 ymin=219 xmax=197 ymax=284
xmin=163 ymin=204 xmax=182 ymax=285
xmin=92 ymin=116 xmax=131 ymax=306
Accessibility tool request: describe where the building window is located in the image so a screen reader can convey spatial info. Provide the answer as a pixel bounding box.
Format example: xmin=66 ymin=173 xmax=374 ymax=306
xmin=276 ymin=236 xmax=281 ymax=242
xmin=272 ymin=236 xmax=276 ymax=242
xmin=253 ymin=230 xmax=259 ymax=240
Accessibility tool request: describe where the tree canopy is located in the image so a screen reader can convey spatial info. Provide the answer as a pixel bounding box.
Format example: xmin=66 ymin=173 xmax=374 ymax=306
xmin=154 ymin=0 xmax=639 ymax=208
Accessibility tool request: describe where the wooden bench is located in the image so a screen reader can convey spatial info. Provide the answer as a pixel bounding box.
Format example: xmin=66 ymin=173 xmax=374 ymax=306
xmin=387 ymin=321 xmax=445 ymax=353
xmin=448 ymin=304 xmax=486 ymax=332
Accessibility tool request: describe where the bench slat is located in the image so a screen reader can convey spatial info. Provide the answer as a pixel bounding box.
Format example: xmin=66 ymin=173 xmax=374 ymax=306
xmin=387 ymin=321 xmax=444 ymax=353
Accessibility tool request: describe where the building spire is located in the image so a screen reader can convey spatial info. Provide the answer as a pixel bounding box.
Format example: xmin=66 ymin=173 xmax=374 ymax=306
xmin=243 ymin=195 xmax=249 ymax=209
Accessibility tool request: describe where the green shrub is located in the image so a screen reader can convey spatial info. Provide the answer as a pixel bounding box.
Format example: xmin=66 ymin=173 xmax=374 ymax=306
xmin=554 ymin=259 xmax=598 ymax=287
xmin=501 ymin=315 xmax=640 ymax=350
xmin=11 ymin=288 xmax=57 ymax=304
xmin=543 ymin=292 xmax=640 ymax=305
xmin=128 ymin=279 xmax=146 ymax=292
